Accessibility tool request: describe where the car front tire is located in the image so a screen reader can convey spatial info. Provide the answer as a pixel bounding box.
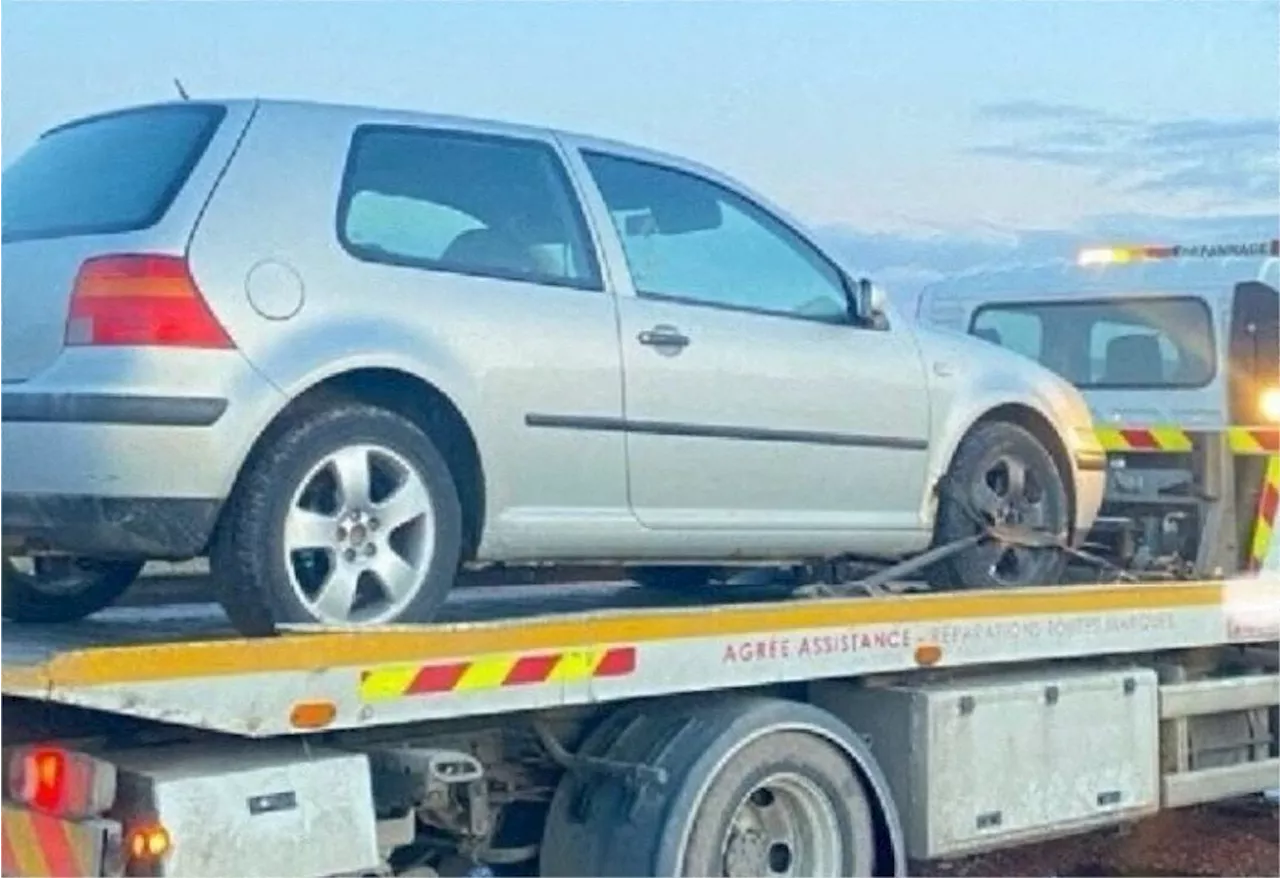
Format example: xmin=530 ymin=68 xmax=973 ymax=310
xmin=211 ymin=402 xmax=463 ymax=635
xmin=928 ymin=420 xmax=1070 ymax=590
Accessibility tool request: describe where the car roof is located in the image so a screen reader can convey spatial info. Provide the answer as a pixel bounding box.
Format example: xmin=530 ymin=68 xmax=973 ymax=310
xmin=73 ymin=96 xmax=749 ymax=194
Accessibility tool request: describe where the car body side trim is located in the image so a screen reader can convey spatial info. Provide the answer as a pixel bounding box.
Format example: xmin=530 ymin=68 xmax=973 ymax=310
xmin=2 ymin=393 xmax=228 ymax=427
xmin=525 ymin=413 xmax=929 ymax=451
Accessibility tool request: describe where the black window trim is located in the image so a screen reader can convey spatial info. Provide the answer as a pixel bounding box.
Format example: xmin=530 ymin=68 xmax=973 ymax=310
xmin=579 ymin=148 xmax=861 ymax=328
xmin=335 ymin=123 xmax=605 ymax=293
xmin=968 ymin=294 xmax=1219 ymax=390
xmin=1 ymin=103 xmax=228 ymax=245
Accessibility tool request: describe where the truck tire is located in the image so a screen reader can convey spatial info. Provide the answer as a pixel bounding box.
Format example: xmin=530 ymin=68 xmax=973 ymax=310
xmin=540 ymin=696 xmax=883 ymax=877
xmin=1 ymin=555 xmax=142 ymax=623
xmin=211 ymin=403 xmax=463 ymax=636
xmin=929 ymin=420 xmax=1069 ymax=590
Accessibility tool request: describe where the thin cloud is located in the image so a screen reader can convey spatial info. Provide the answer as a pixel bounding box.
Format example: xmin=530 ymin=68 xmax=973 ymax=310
xmin=971 ymin=102 xmax=1279 ymax=207
xmin=819 ymin=212 xmax=1279 ymax=303
xmin=975 ymin=101 xmax=1127 ymax=126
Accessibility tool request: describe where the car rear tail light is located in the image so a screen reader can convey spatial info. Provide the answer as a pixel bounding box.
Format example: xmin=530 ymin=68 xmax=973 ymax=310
xmin=6 ymin=746 xmax=117 ymax=819
xmin=66 ymin=254 xmax=234 ymax=349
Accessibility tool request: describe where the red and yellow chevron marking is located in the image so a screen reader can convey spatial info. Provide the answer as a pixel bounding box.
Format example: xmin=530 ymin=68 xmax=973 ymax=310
xmin=1094 ymin=426 xmax=1194 ymax=453
xmin=1247 ymin=455 xmax=1280 ymax=573
xmin=1 ymin=803 xmax=109 ymax=877
xmin=1094 ymin=425 xmax=1279 ymax=455
xmin=1228 ymin=427 xmax=1280 ymax=456
xmin=360 ymin=645 xmax=637 ymax=703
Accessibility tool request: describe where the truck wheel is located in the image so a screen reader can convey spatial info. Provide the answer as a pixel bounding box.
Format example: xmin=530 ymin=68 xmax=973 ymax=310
xmin=1 ymin=555 xmax=142 ymax=623
xmin=541 ymin=696 xmax=881 ymax=877
xmin=929 ymin=420 xmax=1069 ymax=590
xmin=211 ymin=403 xmax=463 ymax=635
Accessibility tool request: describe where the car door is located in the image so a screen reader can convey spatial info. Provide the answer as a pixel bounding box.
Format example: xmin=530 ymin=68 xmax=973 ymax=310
xmin=575 ymin=148 xmax=932 ymax=533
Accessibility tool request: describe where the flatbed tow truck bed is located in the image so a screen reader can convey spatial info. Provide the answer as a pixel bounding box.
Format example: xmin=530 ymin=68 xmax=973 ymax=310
xmin=2 ymin=578 xmax=1277 ymax=877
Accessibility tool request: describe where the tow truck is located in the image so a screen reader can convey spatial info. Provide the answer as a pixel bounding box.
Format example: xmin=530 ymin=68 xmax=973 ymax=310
xmin=3 ymin=568 xmax=1277 ymax=877
xmin=4 ymin=238 xmax=1278 ymax=878
xmin=916 ymin=238 xmax=1280 ymax=578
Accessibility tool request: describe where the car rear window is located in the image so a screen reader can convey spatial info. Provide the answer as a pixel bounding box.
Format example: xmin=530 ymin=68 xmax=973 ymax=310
xmin=2 ymin=104 xmax=226 ymax=244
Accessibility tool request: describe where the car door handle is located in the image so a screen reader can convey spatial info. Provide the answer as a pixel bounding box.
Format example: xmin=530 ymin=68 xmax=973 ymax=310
xmin=637 ymin=325 xmax=690 ymax=349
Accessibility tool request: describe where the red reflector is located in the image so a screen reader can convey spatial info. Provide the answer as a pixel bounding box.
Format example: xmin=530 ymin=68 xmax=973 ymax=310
xmin=66 ymin=254 xmax=233 ymax=349
xmin=7 ymin=746 xmax=117 ymax=819
xmin=29 ymin=749 xmax=65 ymax=812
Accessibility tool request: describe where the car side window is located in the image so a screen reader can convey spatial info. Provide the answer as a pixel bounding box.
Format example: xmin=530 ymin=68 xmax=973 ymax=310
xmin=581 ymin=151 xmax=850 ymax=322
xmin=338 ymin=125 xmax=602 ymax=290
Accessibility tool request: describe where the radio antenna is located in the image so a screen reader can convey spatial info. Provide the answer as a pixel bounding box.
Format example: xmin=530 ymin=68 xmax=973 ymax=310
xmin=174 ymin=78 xmax=190 ymax=100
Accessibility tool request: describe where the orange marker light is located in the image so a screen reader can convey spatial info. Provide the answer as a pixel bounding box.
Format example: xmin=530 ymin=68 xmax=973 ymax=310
xmin=290 ymin=700 xmax=337 ymax=729
xmin=914 ymin=643 xmax=942 ymax=666
xmin=128 ymin=825 xmax=171 ymax=861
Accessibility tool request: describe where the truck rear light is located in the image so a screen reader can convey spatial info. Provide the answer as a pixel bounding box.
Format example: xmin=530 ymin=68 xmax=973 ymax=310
xmin=66 ymin=254 xmax=234 ymax=349
xmin=6 ymin=746 xmax=117 ymax=819
xmin=127 ymin=823 xmax=171 ymax=861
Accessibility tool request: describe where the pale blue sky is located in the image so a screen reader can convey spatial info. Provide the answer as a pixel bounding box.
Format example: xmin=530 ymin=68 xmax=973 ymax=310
xmin=4 ymin=0 xmax=1278 ymax=291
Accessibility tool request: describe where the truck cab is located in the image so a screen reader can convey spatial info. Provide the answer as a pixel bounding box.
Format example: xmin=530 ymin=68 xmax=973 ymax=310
xmin=917 ymin=239 xmax=1280 ymax=577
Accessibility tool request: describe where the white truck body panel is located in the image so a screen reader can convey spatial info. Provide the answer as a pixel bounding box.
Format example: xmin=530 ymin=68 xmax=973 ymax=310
xmin=3 ymin=581 xmax=1272 ymax=738
xmin=110 ymin=742 xmax=380 ymax=878
xmin=815 ymin=666 xmax=1161 ymax=859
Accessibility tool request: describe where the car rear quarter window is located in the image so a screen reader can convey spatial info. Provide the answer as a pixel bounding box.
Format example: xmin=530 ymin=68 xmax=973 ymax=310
xmin=1 ymin=104 xmax=226 ymax=244
xmin=337 ymin=125 xmax=602 ymax=290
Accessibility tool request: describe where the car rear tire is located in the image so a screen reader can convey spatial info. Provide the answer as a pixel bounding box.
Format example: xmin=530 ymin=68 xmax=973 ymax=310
xmin=928 ymin=421 xmax=1069 ymax=590
xmin=1 ymin=555 xmax=143 ymax=623
xmin=211 ymin=402 xmax=463 ymax=636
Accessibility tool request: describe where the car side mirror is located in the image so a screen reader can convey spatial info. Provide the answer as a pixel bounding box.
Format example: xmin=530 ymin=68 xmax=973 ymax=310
xmin=849 ymin=278 xmax=890 ymax=329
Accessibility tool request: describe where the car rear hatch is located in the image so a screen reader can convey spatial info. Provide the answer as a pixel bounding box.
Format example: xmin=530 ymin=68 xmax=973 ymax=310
xmin=1 ymin=101 xmax=253 ymax=383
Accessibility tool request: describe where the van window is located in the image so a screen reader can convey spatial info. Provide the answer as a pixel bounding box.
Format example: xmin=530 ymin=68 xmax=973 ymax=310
xmin=970 ymin=297 xmax=1216 ymax=389
xmin=2 ymin=104 xmax=226 ymax=244
xmin=338 ymin=126 xmax=601 ymax=290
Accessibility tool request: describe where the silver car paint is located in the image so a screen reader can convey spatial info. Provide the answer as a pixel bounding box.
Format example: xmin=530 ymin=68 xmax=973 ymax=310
xmin=2 ymin=98 xmax=1105 ymax=563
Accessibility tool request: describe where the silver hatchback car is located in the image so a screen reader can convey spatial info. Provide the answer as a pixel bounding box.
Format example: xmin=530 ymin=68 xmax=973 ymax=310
xmin=1 ymin=99 xmax=1107 ymax=633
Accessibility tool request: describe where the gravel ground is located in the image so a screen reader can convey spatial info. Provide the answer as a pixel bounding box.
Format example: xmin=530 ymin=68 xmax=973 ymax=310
xmin=916 ymin=798 xmax=1279 ymax=877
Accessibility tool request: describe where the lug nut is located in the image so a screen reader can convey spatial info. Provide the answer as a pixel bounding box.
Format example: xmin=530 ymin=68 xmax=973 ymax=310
xmin=343 ymin=548 xmax=357 ymax=562
xmin=364 ymin=543 xmax=377 ymax=557
xmin=336 ymin=526 xmax=348 ymax=541
xmin=367 ymin=517 xmax=379 ymax=531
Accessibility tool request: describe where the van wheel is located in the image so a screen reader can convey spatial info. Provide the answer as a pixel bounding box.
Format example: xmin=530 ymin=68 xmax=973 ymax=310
xmin=1 ymin=555 xmax=142 ymax=623
xmin=929 ymin=421 xmax=1069 ymax=590
xmin=212 ymin=403 xmax=463 ymax=635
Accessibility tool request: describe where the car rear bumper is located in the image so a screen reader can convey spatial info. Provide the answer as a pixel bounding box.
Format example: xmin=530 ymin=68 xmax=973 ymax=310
xmin=3 ymin=493 xmax=222 ymax=558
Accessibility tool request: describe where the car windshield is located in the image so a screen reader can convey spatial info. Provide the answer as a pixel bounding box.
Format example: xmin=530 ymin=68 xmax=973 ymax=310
xmin=2 ymin=104 xmax=224 ymax=244
xmin=970 ymin=297 xmax=1216 ymax=389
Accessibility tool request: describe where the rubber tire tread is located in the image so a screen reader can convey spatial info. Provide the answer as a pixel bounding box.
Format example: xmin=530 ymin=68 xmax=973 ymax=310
xmin=1 ymin=558 xmax=143 ymax=623
xmin=540 ymin=694 xmax=877 ymax=877
xmin=927 ymin=420 xmax=1068 ymax=590
xmin=210 ymin=402 xmax=463 ymax=636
